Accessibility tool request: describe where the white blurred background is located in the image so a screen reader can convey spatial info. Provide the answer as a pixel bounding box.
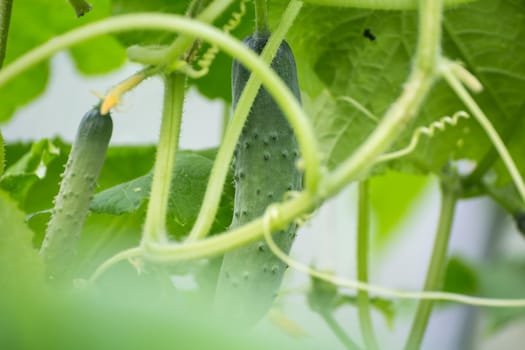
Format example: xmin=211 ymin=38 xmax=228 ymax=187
xmin=2 ymin=53 xmax=525 ymax=350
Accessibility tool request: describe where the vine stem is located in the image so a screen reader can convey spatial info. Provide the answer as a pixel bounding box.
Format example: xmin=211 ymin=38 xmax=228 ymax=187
xmin=297 ymin=0 xmax=474 ymax=9
xmin=440 ymin=62 xmax=525 ymax=203
xmin=356 ymin=180 xmax=379 ymax=350
xmin=127 ymin=0 xmax=235 ymax=65
xmin=320 ymin=311 xmax=362 ymax=350
xmin=0 ymin=0 xmax=13 ymax=68
xmin=142 ymin=73 xmax=186 ymax=244
xmin=403 ymin=180 xmax=458 ymax=350
xmin=258 ymin=201 xmax=525 ymax=307
xmin=254 ymin=0 xmax=269 ymax=34
xmin=185 ymin=0 xmax=304 ymax=242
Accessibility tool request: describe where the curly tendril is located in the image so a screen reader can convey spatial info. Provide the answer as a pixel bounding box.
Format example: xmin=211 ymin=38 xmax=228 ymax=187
xmin=180 ymin=0 xmax=248 ymax=78
xmin=377 ymin=111 xmax=470 ymax=163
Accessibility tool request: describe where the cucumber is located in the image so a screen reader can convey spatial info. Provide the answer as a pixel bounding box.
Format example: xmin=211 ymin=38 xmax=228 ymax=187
xmin=40 ymin=106 xmax=113 ymax=282
xmin=214 ymin=33 xmax=302 ymax=325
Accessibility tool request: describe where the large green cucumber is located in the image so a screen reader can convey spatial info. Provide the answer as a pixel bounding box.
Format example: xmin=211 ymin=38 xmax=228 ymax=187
xmin=40 ymin=106 xmax=113 ymax=282
xmin=214 ymin=33 xmax=302 ymax=325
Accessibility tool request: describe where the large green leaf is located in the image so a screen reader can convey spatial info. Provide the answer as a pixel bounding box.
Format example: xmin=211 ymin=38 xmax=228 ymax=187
xmin=111 ymin=0 xmax=190 ymax=47
xmin=441 ymin=255 xmax=525 ymax=332
xmin=0 ymin=189 xmax=45 ymax=297
xmin=307 ymin=275 xmax=395 ymax=327
xmin=275 ymin=0 xmax=525 ymax=186
xmin=1 ymin=141 xmax=152 ymax=253
xmin=477 ymin=258 xmax=525 ymax=332
xmin=0 ymin=283 xmax=311 ymax=350
xmin=0 ymin=139 xmax=60 ymax=203
xmin=442 ymin=255 xmax=479 ymax=296
xmin=90 ymin=150 xmax=235 ymax=239
xmin=0 ymin=0 xmax=126 ymax=123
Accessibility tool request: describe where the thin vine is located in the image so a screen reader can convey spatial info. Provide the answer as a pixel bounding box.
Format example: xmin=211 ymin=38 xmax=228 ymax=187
xmin=356 ymin=180 xmax=380 ymax=350
xmin=403 ymin=177 xmax=459 ymax=350
xmin=260 ymin=203 xmax=525 ymax=307
xmin=440 ymin=60 xmax=525 ymax=203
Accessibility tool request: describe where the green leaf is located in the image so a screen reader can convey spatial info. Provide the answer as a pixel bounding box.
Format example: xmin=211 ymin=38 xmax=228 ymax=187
xmin=0 ymin=0 xmax=126 ymax=123
xmin=369 ymin=171 xmax=428 ymax=247
xmin=307 ymin=275 xmax=395 ymax=326
xmin=0 ymin=139 xmax=60 ymax=203
xmin=477 ymin=258 xmax=525 ymax=332
xmin=90 ymin=149 xmax=234 ymax=239
xmin=0 ymin=285 xmax=309 ymax=350
xmin=2 ymin=140 xmax=156 ymax=246
xmin=0 ymin=189 xmax=45 ymax=297
xmin=110 ymin=0 xmax=190 ymax=47
xmin=442 ymin=255 xmax=478 ymax=295
xmin=276 ymin=0 xmax=525 ymax=185
xmin=73 ymin=212 xmax=145 ymax=277
xmin=307 ymin=275 xmax=340 ymax=313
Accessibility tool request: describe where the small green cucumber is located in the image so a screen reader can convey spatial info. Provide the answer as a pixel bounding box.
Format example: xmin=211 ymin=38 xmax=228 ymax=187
xmin=214 ymin=33 xmax=302 ymax=325
xmin=40 ymin=106 xmax=113 ymax=282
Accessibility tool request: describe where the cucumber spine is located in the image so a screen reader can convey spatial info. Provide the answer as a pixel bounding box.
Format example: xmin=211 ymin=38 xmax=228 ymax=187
xmin=214 ymin=33 xmax=302 ymax=325
xmin=40 ymin=106 xmax=113 ymax=282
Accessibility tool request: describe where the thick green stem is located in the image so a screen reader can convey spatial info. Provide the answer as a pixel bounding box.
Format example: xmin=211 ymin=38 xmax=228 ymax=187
xmin=297 ymin=0 xmax=473 ymax=9
xmin=356 ymin=180 xmax=379 ymax=350
xmin=0 ymin=0 xmax=13 ymax=68
xmin=254 ymin=0 xmax=269 ymax=34
xmin=320 ymin=312 xmax=362 ymax=350
xmin=143 ymin=73 xmax=186 ymax=243
xmin=403 ymin=181 xmax=458 ymax=350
